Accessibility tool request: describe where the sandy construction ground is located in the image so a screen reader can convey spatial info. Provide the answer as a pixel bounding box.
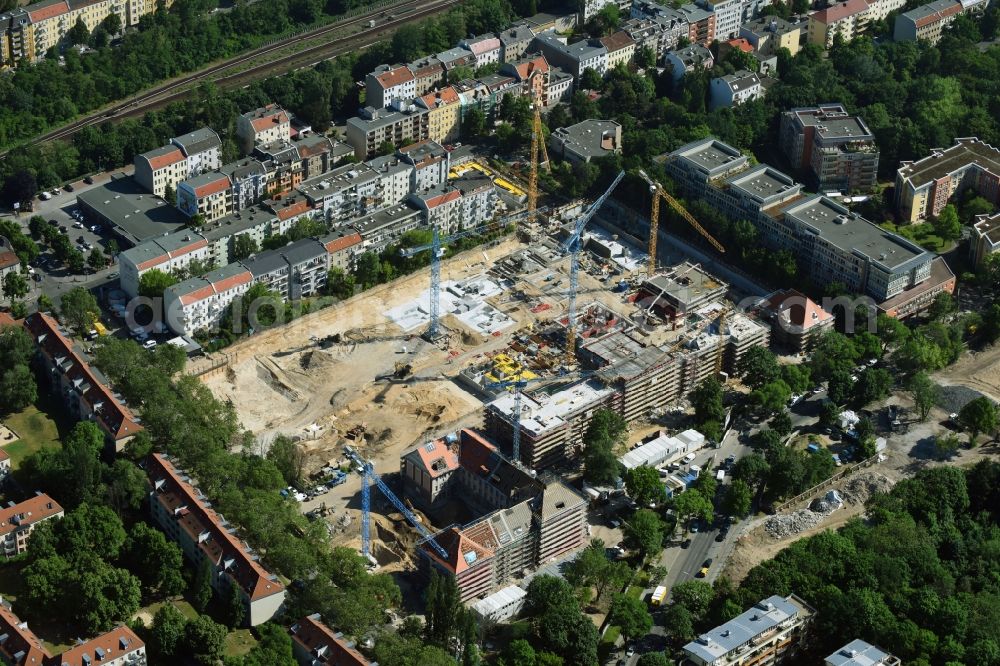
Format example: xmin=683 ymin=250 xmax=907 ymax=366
xmin=935 ymin=342 xmax=1000 ymax=403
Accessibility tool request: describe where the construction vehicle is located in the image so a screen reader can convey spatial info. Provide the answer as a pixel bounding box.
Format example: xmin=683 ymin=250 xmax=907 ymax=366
xmin=399 ymin=207 xmax=546 ymax=340
xmin=651 ymin=585 xmax=668 ymax=606
xmin=344 ymin=449 xmax=447 ymax=560
xmin=637 ymin=170 xmax=726 ymax=277
xmin=562 ymin=171 xmax=625 ymax=366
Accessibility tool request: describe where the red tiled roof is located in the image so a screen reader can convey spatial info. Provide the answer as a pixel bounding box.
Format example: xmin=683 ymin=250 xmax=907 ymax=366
xmin=178 ymin=270 xmax=253 ymax=306
xmin=27 ymin=0 xmax=68 ymax=22
xmin=513 ymin=55 xmax=549 ymax=80
xmin=178 ymin=282 xmax=216 ymax=306
xmin=297 ymin=138 xmax=333 ymax=159
xmin=148 ymin=454 xmax=286 ymax=602
xmin=275 ymin=200 xmax=313 ymax=221
xmin=0 ymin=313 xmax=16 ymax=328
xmin=24 ymin=313 xmax=142 ymax=441
xmin=762 ymin=289 xmax=834 ymax=331
xmin=375 ymin=65 xmax=415 ymax=89
xmin=0 ymin=602 xmax=51 ymax=666
xmin=813 ymin=0 xmax=869 ymax=23
xmin=290 ymin=615 xmax=372 ymax=666
xmin=424 ymin=189 xmax=461 ymax=209
xmin=599 ymin=31 xmax=635 ymax=53
xmin=55 ymin=626 xmax=144 ymax=666
xmin=251 ymin=111 xmax=290 ymax=133
xmin=426 ymin=525 xmax=494 ymax=575
xmin=324 ymin=232 xmax=363 ymax=255
xmin=457 ymin=429 xmax=496 ymax=477
xmin=0 ymin=493 xmax=62 ymax=538
xmin=727 ymin=37 xmax=754 ymax=53
xmin=467 ymin=37 xmax=501 ymax=55
xmin=146 ymin=148 xmax=185 ymax=171
xmin=914 ymin=1 xmax=961 ymax=26
xmin=0 ymin=250 xmax=18 ymax=270
xmin=411 ymin=438 xmax=458 ymax=479
xmin=193 ymin=175 xmax=231 ymax=198
xmin=419 ymin=86 xmax=460 ymax=109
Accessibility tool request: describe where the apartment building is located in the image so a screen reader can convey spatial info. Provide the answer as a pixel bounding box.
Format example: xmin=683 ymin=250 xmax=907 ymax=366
xmin=599 ymin=30 xmax=636 ymax=69
xmin=408 ymin=56 xmax=445 ymax=96
xmin=351 ymin=202 xmax=424 ymax=254
xmin=498 ymin=23 xmax=535 ymax=62
xmin=808 ymin=0 xmax=871 ymax=46
xmin=366 ymin=64 xmax=417 ymax=110
xmin=367 ymin=154 xmax=414 ymax=208
xmin=0 ymin=9 xmax=35 ymax=67
xmin=757 ymin=289 xmax=835 ymax=352
xmin=237 ymin=104 xmax=291 ymax=155
xmin=0 ymin=236 xmax=19 ymax=284
xmin=740 ymin=15 xmax=803 ymax=55
xmin=255 ymin=238 xmax=330 ymax=300
xmin=500 ymin=54 xmax=550 ymax=103
xmin=298 ymin=164 xmax=380 ymax=222
xmin=548 ymin=119 xmax=623 ymax=165
xmin=134 ymin=128 xmax=222 ymax=197
xmin=460 ymin=34 xmax=502 ymax=67
xmin=220 ymin=159 xmax=269 ymax=212
xmin=678 ymin=3 xmax=717 ymax=45
xmin=779 ymin=104 xmax=879 ymax=192
xmin=0 ymin=602 xmax=146 ymax=666
xmin=147 ymin=454 xmax=286 ymax=626
xmin=345 ymin=106 xmax=430 ymax=160
xmin=28 ymin=0 xmax=126 ymax=60
xmin=0 ymin=492 xmax=63 ymax=558
xmin=200 ymin=206 xmax=277 ymax=267
xmin=698 ymin=0 xmax=742 ymax=39
xmin=893 ymin=0 xmax=961 ymax=42
xmin=621 ymin=15 xmax=687 ymax=61
xmin=664 ymin=43 xmax=714 ymax=80
xmin=398 ymin=140 xmax=450 ymax=192
xmin=119 ymin=229 xmax=211 ymax=298
xmin=895 ymin=137 xmax=1000 ymax=222
xmin=420 ymin=476 xmax=587 ymax=602
xmin=415 ymin=86 xmax=462 ymax=145
xmin=533 ymin=31 xmax=608 ymax=77
xmin=321 ymin=229 xmax=364 ymax=272
xmin=971 ymin=212 xmax=1000 ymax=268
xmin=289 ymin=614 xmax=373 ymax=666
xmin=436 ymin=45 xmax=475 ymax=72
xmin=681 ymin=595 xmax=814 ymax=666
xmin=163 ymin=263 xmax=254 ymax=335
xmin=25 ymin=312 xmax=143 ymax=449
xmin=826 ymin=640 xmax=900 ymax=666
xmin=177 ymin=171 xmax=232 ymax=222
xmin=666 ymin=137 xmax=954 ymax=315
xmin=710 ymin=69 xmax=763 ymax=109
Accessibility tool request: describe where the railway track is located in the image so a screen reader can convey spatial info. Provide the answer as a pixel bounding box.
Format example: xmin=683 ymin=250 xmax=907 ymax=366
xmin=22 ymin=0 xmax=458 ymax=148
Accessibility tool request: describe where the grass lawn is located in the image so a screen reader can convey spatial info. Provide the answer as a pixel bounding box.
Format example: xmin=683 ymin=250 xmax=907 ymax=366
xmin=225 ymin=628 xmax=257 ymax=657
xmin=2 ymin=391 xmax=74 ymax=471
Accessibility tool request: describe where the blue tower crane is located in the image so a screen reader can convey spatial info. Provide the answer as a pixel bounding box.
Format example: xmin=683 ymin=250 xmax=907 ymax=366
xmin=561 ymin=171 xmax=625 ymax=365
xmin=346 ymin=450 xmax=448 ymax=560
xmin=400 ymin=207 xmax=547 ymax=340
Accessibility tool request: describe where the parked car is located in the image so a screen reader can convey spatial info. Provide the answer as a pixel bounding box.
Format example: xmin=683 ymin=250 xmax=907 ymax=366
xmin=64 ymin=184 xmax=74 ymax=192
xmin=83 ymin=176 xmax=94 ymax=184
xmin=699 ymin=558 xmax=713 ymax=577
xmin=142 ymin=340 xmax=157 ymax=350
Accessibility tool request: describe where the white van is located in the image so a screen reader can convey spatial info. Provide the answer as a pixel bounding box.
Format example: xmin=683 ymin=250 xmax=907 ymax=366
xmin=683 ymin=452 xmax=697 ymax=464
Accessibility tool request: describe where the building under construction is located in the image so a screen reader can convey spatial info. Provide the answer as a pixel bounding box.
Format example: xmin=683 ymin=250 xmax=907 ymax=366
xmin=400 ymin=429 xmax=588 ymax=602
xmin=483 ymin=298 xmax=770 ymax=468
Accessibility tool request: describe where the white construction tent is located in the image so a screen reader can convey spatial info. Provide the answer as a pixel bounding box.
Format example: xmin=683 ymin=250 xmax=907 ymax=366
xmin=619 ymin=429 xmax=706 ymax=470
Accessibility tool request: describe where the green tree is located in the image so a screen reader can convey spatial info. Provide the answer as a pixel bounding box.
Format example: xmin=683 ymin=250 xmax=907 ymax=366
xmin=267 ymin=435 xmax=304 ymax=487
xmin=607 ymin=592 xmax=652 ymax=642
xmin=60 ymin=286 xmax=99 ymax=333
xmin=625 ymin=466 xmax=663 ymax=506
xmin=582 ymin=408 xmax=626 ymax=485
xmin=501 ymin=640 xmax=536 ymax=666
xmin=752 ymin=380 xmax=791 ymax=415
xmin=928 ymin=292 xmax=957 ymax=321
xmin=672 ymin=580 xmax=714 ymax=620
xmin=151 ymin=603 xmax=188 ymax=658
xmin=674 ymin=488 xmax=714 ymax=531
xmin=637 ymin=654 xmax=670 ymax=666
xmin=959 ymin=397 xmax=998 ymax=445
xmin=68 ymin=17 xmax=90 ymax=45
xmin=934 ymin=433 xmax=961 ymax=460
xmin=76 ymin=558 xmax=142 ymax=633
xmin=425 ymin=569 xmax=462 ymax=648
xmin=855 ymin=368 xmax=893 ymax=406
xmin=226 ymin=582 xmax=246 ymax=628
xmin=732 ymin=453 xmax=769 ymax=492
xmin=931 ymin=204 xmax=961 ymax=241
xmin=663 ymin=604 xmax=695 ymax=642
xmin=908 ymin=372 xmax=939 ymax=421
xmin=691 ymin=377 xmax=725 ymax=426
xmin=355 ymin=252 xmax=381 ymax=289
xmin=105 ymin=239 xmax=119 ymax=259
xmin=241 ymin=622 xmax=298 ymax=666
xmin=87 ymin=248 xmax=106 ymax=271
xmin=722 ymin=479 xmax=752 ymax=518
xmin=184 ymin=614 xmax=228 ymax=665
xmin=3 ymin=271 xmax=28 ymax=301
xmin=138 ymin=268 xmax=179 ymax=298
xmin=164 ymin=184 xmax=177 ymax=206
xmin=232 ymin=234 xmax=259 ymax=261
xmin=462 ymin=107 xmax=487 ymax=139
xmin=623 ymin=508 xmax=663 ymax=560
xmin=736 ymin=346 xmax=780 ymax=390
xmin=819 ymin=401 xmax=841 ymax=430
xmin=326 ymin=267 xmax=356 ymax=300
xmin=580 ymin=67 xmax=603 ymax=90
xmin=0 ymin=363 xmax=37 ymax=414
xmin=191 ymin=558 xmax=214 ymax=612
xmin=770 ymin=410 xmax=793 ymax=436
xmin=123 ymin=522 xmax=185 ymax=598
xmin=55 ymin=503 xmax=126 ymax=560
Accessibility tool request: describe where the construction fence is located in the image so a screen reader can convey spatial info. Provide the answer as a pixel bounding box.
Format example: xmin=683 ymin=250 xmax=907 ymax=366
xmin=772 ymin=452 xmax=881 ymax=513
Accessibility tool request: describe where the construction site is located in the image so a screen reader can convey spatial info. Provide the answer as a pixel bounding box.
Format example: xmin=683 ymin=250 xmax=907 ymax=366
xmin=199 ymin=163 xmax=775 ymax=604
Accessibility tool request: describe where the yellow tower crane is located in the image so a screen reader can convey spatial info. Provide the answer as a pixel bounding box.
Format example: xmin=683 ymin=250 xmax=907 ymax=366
xmin=527 ymin=104 xmax=550 ymax=224
xmin=637 ymin=170 xmax=726 ymax=276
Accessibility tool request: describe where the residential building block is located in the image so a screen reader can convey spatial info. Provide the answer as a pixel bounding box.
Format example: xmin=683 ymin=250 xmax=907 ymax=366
xmin=548 ymin=119 xmax=623 ymax=164
xmin=134 ymin=127 xmax=222 ymax=197
xmin=345 ymin=106 xmax=430 ymax=160
xmin=664 ymin=43 xmax=715 ymax=80
xmin=681 ymin=595 xmax=814 ymax=666
xmin=147 ymin=454 xmax=286 ymax=626
xmin=710 ymin=69 xmax=763 ymax=109
xmin=415 ymin=86 xmax=462 ymax=145
xmin=289 ymin=614 xmax=373 ymax=666
xmin=0 ymin=493 xmax=63 ymax=558
xmin=779 ymin=104 xmax=879 ymax=193
xmin=366 ymin=63 xmax=417 ymax=110
xmin=119 ymin=229 xmax=211 ymax=298
xmin=599 ymin=30 xmax=636 ymax=69
xmin=497 ymin=23 xmax=535 ymax=62
xmin=236 ymin=104 xmax=291 ymax=155
xmin=826 ymin=640 xmax=901 ymax=666
xmin=971 ymin=212 xmax=1000 ymax=268
xmin=808 ymin=0 xmax=871 ymax=46
xmin=739 ymin=15 xmax=803 ymax=55
xmin=533 ymin=31 xmax=608 ymax=77
xmin=895 ymin=137 xmax=1000 ymax=222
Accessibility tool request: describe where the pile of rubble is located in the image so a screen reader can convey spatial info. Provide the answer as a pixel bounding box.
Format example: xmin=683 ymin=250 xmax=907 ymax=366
xmin=764 ymin=473 xmax=895 ymax=540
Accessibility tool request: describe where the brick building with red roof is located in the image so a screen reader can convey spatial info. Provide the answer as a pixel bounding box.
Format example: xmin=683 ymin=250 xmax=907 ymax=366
xmin=289 ymin=614 xmax=374 ymax=666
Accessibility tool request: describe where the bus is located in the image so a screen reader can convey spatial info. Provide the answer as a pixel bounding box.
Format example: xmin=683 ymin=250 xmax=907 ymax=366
xmin=650 ymin=586 xmax=668 ymax=606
